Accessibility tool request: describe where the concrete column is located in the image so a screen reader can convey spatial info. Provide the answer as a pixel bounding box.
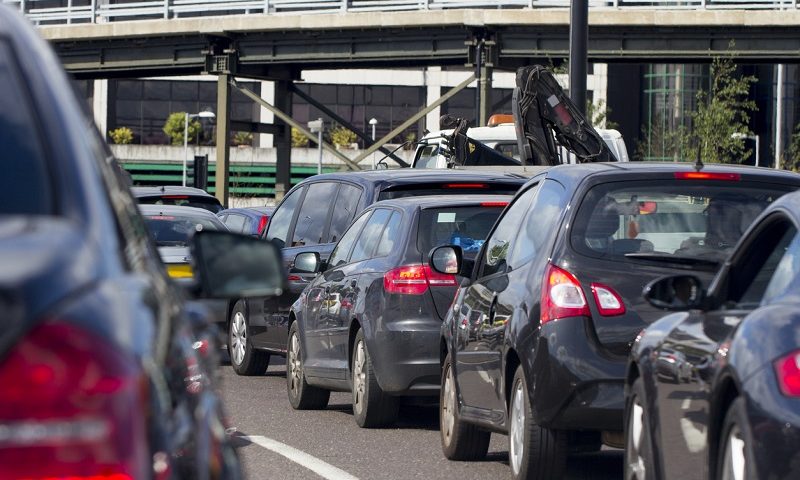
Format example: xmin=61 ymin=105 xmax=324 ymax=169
xmin=478 ymin=61 xmax=492 ymax=127
xmin=92 ymin=79 xmax=108 ymax=136
xmin=273 ymin=79 xmax=292 ymax=200
xmin=259 ymin=80 xmax=275 ymax=148
xmin=215 ymin=74 xmax=231 ymax=207
xmin=425 ymin=67 xmax=442 ymax=132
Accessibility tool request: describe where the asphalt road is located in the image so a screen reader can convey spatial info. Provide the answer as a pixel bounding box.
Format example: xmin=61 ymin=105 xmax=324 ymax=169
xmin=219 ymin=357 xmax=623 ymax=480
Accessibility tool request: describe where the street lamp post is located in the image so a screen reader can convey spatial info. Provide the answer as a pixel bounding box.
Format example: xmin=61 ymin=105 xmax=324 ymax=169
xmin=183 ymin=110 xmax=216 ymax=187
xmin=369 ymin=118 xmax=378 ymax=169
xmin=731 ymin=132 xmax=760 ymax=168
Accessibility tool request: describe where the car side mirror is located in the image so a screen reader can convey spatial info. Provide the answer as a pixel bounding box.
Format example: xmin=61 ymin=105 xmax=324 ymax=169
xmin=292 ymin=252 xmax=321 ymax=274
xmin=429 ymin=245 xmax=464 ymax=276
xmin=643 ymin=275 xmax=705 ymax=311
xmin=190 ymin=230 xmax=286 ymax=299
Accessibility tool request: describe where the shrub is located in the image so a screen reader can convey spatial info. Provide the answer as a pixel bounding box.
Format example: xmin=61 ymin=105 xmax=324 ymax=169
xmin=291 ymin=127 xmax=309 ymax=147
xmin=233 ymin=131 xmax=253 ymax=146
xmin=108 ymin=126 xmax=134 ymax=145
xmin=163 ymin=112 xmax=202 ymax=146
xmin=330 ymin=125 xmax=357 ymax=148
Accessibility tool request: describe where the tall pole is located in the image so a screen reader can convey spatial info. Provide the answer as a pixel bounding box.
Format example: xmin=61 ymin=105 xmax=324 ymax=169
xmin=317 ymin=118 xmax=323 ymax=175
xmin=182 ymin=113 xmax=189 ymax=187
xmin=215 ymin=74 xmax=231 ymax=207
xmin=755 ymin=135 xmax=760 ymax=168
xmin=474 ymin=38 xmax=483 ymax=126
xmin=569 ymin=0 xmax=588 ymax=116
xmin=775 ymin=64 xmax=785 ymax=170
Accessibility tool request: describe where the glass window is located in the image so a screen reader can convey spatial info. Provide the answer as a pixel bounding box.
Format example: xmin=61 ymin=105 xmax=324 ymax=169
xmin=328 ymin=211 xmax=371 ymax=268
xmin=143 ymin=213 xmax=225 ymax=247
xmin=510 ymin=180 xmax=567 ymax=266
xmin=479 ymin=185 xmax=540 ymax=278
xmin=761 ymin=230 xmax=800 ymax=305
xmin=571 ymin=180 xmax=795 ymax=266
xmin=378 ymin=183 xmax=521 ymax=200
xmin=327 ymin=184 xmax=363 ymax=243
xmin=266 ymin=186 xmax=304 ymax=248
xmin=292 ymin=182 xmax=338 ymax=247
xmin=417 ymin=206 xmax=505 ymax=259
xmin=0 ymin=42 xmax=52 ymax=215
xmin=376 ymin=211 xmax=403 ymax=258
xmin=737 ymin=226 xmax=799 ymax=307
xmin=350 ymin=209 xmax=392 ymax=263
xmin=224 ymin=213 xmax=247 ymax=233
xmin=413 ymin=144 xmax=441 ymax=169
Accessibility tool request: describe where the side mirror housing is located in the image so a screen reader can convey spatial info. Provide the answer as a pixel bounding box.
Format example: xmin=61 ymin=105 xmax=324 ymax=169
xmin=429 ymin=245 xmax=464 ymax=276
xmin=292 ymin=252 xmax=321 ymax=274
xmin=643 ymin=275 xmax=705 ymax=311
xmin=190 ymin=230 xmax=286 ymax=299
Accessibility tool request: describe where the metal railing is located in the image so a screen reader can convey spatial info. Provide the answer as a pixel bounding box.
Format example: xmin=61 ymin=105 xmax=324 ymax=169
xmin=4 ymin=0 xmax=798 ymax=25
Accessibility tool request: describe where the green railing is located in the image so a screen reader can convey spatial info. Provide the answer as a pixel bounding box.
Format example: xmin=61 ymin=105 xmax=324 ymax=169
xmin=121 ymin=161 xmax=340 ymax=197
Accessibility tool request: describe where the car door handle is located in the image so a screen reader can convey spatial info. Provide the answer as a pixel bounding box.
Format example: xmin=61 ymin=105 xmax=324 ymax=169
xmin=350 ymin=280 xmax=357 ymax=289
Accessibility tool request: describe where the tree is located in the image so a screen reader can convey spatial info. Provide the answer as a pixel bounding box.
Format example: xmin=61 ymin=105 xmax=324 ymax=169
xmin=635 ymin=122 xmax=690 ymax=162
xmin=784 ymin=124 xmax=800 ymax=171
xmin=163 ymin=112 xmax=202 ymax=146
xmin=690 ymin=52 xmax=757 ymax=164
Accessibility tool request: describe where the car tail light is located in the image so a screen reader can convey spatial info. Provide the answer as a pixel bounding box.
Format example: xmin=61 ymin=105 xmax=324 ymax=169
xmin=257 ymin=215 xmax=269 ymax=235
xmin=540 ymin=263 xmax=590 ymax=324
xmin=0 ymin=320 xmax=149 ymax=479
xmin=674 ymin=172 xmax=741 ymax=181
xmin=384 ymin=264 xmax=456 ymax=295
xmin=774 ymin=349 xmax=800 ymax=397
xmin=162 ymin=195 xmax=189 ymax=199
xmin=480 ymin=201 xmax=509 ymax=207
xmin=591 ymin=283 xmax=626 ymax=316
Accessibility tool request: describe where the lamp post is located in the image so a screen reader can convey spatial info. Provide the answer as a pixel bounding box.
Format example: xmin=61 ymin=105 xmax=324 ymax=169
xmin=731 ymin=132 xmax=760 ymax=167
xmin=183 ymin=110 xmax=216 ymax=187
xmin=369 ymin=118 xmax=378 ymax=169
xmin=308 ymin=118 xmax=324 ymax=175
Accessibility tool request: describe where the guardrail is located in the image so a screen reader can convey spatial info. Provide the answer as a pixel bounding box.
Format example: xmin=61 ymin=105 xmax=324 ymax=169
xmin=5 ymin=0 xmax=798 ymax=25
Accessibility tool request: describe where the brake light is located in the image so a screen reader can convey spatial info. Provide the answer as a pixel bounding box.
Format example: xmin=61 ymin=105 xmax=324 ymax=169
xmin=383 ymin=264 xmax=456 ymax=295
xmin=591 ymin=283 xmax=626 ymax=316
xmin=540 ymin=264 xmax=590 ymax=324
xmin=0 ymin=321 xmax=149 ymax=479
xmin=480 ymin=201 xmax=509 ymax=207
xmin=162 ymin=195 xmax=189 ymax=199
xmin=674 ymin=172 xmax=741 ymax=181
xmin=774 ymin=349 xmax=800 ymax=397
xmin=444 ymin=183 xmax=487 ymax=189
xmin=257 ymin=215 xmax=270 ymax=235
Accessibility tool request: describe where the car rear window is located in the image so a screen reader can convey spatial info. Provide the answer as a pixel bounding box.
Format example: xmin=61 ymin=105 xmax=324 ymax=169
xmin=138 ymin=195 xmax=223 ymax=213
xmin=417 ymin=206 xmax=505 ymax=258
xmin=144 ymin=214 xmax=225 ymax=247
xmin=571 ymin=179 xmax=795 ymax=265
xmin=378 ymin=183 xmax=521 ymax=200
xmin=0 ymin=42 xmax=52 ymax=215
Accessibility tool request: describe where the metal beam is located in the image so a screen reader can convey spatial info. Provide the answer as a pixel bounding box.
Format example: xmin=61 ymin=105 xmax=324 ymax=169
xmin=215 ymin=73 xmax=231 ymax=206
xmin=352 ymin=73 xmax=477 ymax=164
xmin=231 ymin=79 xmax=363 ymax=171
xmin=289 ymin=84 xmax=409 ymax=167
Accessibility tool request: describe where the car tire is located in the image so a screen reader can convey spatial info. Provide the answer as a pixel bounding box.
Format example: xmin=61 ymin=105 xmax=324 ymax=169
xmin=351 ymin=329 xmax=399 ymax=428
xmin=228 ymin=300 xmax=270 ymax=376
xmin=509 ymin=365 xmax=567 ymax=480
xmin=287 ymin=322 xmax=330 ymax=410
xmin=716 ymin=397 xmax=755 ymax=480
xmin=625 ymin=377 xmax=656 ymax=480
xmin=440 ymin=352 xmax=490 ymax=460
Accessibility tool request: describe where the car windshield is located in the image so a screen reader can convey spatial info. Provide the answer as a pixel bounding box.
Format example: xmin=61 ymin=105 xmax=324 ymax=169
xmin=571 ymin=179 xmax=795 ymax=265
xmin=417 ymin=206 xmax=505 ymax=258
xmin=144 ymin=214 xmax=224 ymax=247
xmin=139 ymin=195 xmax=223 ymax=213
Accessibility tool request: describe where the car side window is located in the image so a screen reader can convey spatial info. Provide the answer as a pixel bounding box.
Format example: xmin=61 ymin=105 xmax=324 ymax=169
xmin=327 ymin=183 xmax=363 ymax=243
xmin=350 ymin=209 xmax=393 ymax=263
xmin=266 ymin=186 xmax=304 ymax=248
xmin=328 ymin=211 xmax=371 ymax=268
xmin=375 ymin=211 xmax=403 ymax=258
xmin=735 ymin=223 xmax=799 ymax=308
xmin=510 ymin=179 xmax=567 ymax=267
xmin=292 ymin=182 xmax=338 ymax=247
xmin=761 ymin=230 xmax=800 ymax=305
xmin=479 ymin=184 xmax=540 ymax=278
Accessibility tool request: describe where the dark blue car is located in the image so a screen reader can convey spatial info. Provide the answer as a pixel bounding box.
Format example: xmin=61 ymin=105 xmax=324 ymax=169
xmin=218 ymin=206 xmax=275 ymax=237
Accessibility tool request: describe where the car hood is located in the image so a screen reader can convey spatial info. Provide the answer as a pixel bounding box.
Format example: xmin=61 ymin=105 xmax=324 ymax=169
xmin=0 ymin=216 xmax=100 ymax=354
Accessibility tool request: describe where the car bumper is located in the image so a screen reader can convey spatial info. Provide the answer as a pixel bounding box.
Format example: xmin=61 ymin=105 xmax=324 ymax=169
xmin=370 ymin=318 xmax=442 ymax=396
xmin=524 ymin=315 xmax=627 ymax=431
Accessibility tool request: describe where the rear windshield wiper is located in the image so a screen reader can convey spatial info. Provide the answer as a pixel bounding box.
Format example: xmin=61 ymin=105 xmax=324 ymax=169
xmin=624 ymin=253 xmax=721 ymax=268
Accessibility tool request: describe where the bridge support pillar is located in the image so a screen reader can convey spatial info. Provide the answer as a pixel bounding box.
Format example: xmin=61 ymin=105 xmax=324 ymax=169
xmin=215 ymin=73 xmax=231 ymax=207
xmin=273 ymin=79 xmax=292 ymax=200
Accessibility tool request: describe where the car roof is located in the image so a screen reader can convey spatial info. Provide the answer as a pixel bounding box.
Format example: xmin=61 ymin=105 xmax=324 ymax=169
xmin=138 ymin=204 xmax=220 ymax=219
xmin=131 ymin=186 xmax=217 ymax=198
xmin=369 ymin=194 xmax=512 ymax=212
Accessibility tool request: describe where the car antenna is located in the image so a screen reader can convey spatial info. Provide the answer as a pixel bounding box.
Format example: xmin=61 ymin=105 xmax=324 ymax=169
xmin=694 ymin=144 xmax=704 ymax=172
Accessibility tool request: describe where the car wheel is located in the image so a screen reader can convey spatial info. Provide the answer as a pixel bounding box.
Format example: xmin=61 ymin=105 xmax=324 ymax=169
xmin=625 ymin=377 xmax=656 ymax=480
xmin=509 ymin=365 xmax=567 ymax=480
xmin=717 ymin=398 xmax=755 ymax=480
xmin=228 ymin=300 xmax=270 ymax=376
xmin=440 ymin=352 xmax=490 ymax=460
xmin=286 ymin=322 xmax=330 ymax=410
xmin=351 ymin=329 xmax=398 ymax=428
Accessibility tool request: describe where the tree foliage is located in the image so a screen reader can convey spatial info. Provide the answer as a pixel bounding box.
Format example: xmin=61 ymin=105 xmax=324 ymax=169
xmin=163 ymin=112 xmax=202 ymax=146
xmin=784 ymin=124 xmax=800 ymax=171
xmin=108 ymin=126 xmax=134 ymax=145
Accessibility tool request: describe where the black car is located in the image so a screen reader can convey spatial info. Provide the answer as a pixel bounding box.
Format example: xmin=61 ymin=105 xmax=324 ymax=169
xmin=625 ymin=190 xmax=800 ymax=480
xmin=0 ymin=6 xmax=284 ymax=478
xmin=285 ymin=195 xmax=510 ymax=427
xmin=429 ymin=162 xmax=800 ymax=480
xmin=218 ymin=206 xmax=276 ymax=237
xmin=132 ymin=185 xmax=224 ymax=213
xmin=227 ymin=169 xmax=528 ymax=375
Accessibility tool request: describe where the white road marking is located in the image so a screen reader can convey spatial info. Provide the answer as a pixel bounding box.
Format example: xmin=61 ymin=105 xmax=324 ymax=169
xmin=244 ymin=435 xmax=359 ymax=480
